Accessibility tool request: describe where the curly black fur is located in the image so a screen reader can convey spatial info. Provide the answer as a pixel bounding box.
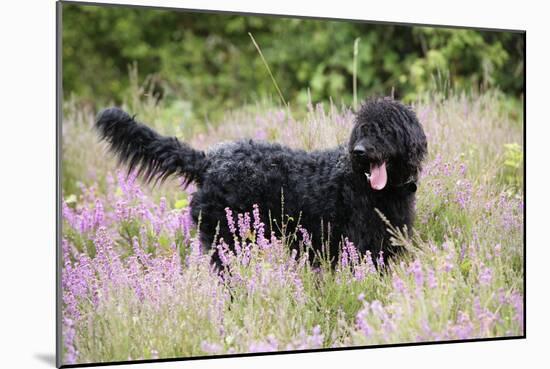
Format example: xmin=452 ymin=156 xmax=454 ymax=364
xmin=95 ymin=108 xmax=206 ymax=187
xmin=96 ymin=98 xmax=427 ymax=266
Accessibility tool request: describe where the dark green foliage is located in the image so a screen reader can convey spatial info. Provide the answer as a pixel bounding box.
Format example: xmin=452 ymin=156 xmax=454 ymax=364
xmin=62 ymin=3 xmax=524 ymax=120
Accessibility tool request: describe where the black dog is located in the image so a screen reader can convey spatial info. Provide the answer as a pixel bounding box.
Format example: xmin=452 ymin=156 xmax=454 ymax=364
xmin=96 ymin=98 xmax=427 ymax=265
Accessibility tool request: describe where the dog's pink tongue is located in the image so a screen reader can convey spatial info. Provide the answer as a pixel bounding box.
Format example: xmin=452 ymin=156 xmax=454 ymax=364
xmin=369 ymin=162 xmax=387 ymax=190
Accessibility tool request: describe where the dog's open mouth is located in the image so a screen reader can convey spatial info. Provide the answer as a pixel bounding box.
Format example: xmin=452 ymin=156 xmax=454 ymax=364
xmin=366 ymin=161 xmax=387 ymax=190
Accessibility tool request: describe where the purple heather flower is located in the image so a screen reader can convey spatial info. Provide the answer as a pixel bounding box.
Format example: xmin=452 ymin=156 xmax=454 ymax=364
xmin=479 ymin=265 xmax=493 ymax=286
xmin=509 ymin=292 xmax=524 ymax=331
xmin=298 ymin=226 xmax=312 ymax=247
xmin=114 ymin=200 xmax=130 ymax=221
xmin=364 ymin=251 xmax=376 ymax=274
xmin=252 ymin=204 xmax=261 ymax=230
xmin=308 ymin=325 xmax=324 ymax=348
xmin=255 ymin=129 xmax=267 ymax=140
xmin=60 ymin=159 xmax=524 ymax=359
xmin=494 ymin=243 xmax=502 ymax=257
xmin=216 ymin=240 xmax=231 ymax=266
xmin=249 ymin=335 xmax=279 ymax=353
xmin=376 ymin=251 xmax=385 ymax=268
xmin=62 ymin=201 xmax=76 ymax=227
xmin=200 ymin=341 xmax=223 ymax=354
xmin=237 ymin=212 xmax=251 ymax=240
xmin=427 ymin=267 xmax=437 ymax=289
xmin=392 ymin=274 xmax=408 ymax=295
xmin=132 ymin=236 xmax=151 ymax=268
xmin=451 ymin=311 xmax=474 ymax=339
xmin=158 ymin=197 xmax=167 ymax=215
xmin=178 ymin=207 xmax=193 ymax=241
xmin=473 ymin=297 xmax=498 ymax=335
xmin=127 ymin=255 xmax=144 ymax=301
xmin=408 ymin=259 xmax=424 ymax=290
xmin=251 ymin=204 xmax=270 ymax=248
xmin=225 ymin=207 xmax=236 ymax=235
xmin=294 ymin=277 xmax=305 ymax=303
xmin=443 ymin=162 xmax=451 ymax=176
xmin=345 ymin=239 xmax=359 ymax=266
xmin=93 ymin=200 xmax=105 ymax=228
xmin=421 ymin=319 xmax=433 ymax=340
xmin=356 ymin=303 xmax=373 ymax=338
xmin=63 ymin=317 xmax=78 ymax=364
xmin=459 ymin=163 xmax=467 ymax=177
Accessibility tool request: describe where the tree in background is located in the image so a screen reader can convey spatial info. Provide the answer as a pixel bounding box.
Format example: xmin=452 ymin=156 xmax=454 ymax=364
xmin=62 ymin=3 xmax=524 ymax=120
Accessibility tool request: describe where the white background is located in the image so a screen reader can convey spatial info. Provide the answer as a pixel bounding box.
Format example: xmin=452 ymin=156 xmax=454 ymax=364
xmin=0 ymin=0 xmax=546 ymax=368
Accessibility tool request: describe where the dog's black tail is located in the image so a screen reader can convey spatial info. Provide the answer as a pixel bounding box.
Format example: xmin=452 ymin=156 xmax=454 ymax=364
xmin=95 ymin=107 xmax=206 ymax=187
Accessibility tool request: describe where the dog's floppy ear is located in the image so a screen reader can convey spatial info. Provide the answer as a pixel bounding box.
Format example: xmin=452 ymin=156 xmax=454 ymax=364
xmin=403 ymin=108 xmax=428 ymax=176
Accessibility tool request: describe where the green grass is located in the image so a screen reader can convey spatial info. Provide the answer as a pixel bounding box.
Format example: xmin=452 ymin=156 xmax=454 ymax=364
xmin=61 ymin=87 xmax=523 ymax=364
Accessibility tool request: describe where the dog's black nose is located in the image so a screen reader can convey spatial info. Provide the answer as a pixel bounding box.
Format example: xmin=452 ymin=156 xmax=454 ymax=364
xmin=352 ymin=143 xmax=367 ymax=156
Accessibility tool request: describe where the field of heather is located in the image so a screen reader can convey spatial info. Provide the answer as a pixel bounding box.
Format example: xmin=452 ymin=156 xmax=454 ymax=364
xmin=61 ymin=90 xmax=524 ymax=365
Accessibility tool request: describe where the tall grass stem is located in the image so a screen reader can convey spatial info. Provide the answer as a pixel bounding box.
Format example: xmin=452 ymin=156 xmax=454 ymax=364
xmin=249 ymin=32 xmax=288 ymax=107
xmin=353 ymin=38 xmax=360 ymax=110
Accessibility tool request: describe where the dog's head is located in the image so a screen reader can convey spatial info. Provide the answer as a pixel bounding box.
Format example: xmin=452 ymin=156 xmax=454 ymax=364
xmin=348 ymin=97 xmax=427 ymax=191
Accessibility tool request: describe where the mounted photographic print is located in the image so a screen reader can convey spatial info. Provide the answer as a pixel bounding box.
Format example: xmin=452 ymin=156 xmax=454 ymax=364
xmin=57 ymin=1 xmax=525 ymax=367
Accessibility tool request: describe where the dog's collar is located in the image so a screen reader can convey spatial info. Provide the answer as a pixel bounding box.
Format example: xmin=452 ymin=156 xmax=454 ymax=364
xmin=365 ymin=173 xmax=417 ymax=193
xmin=390 ymin=177 xmax=418 ymax=193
